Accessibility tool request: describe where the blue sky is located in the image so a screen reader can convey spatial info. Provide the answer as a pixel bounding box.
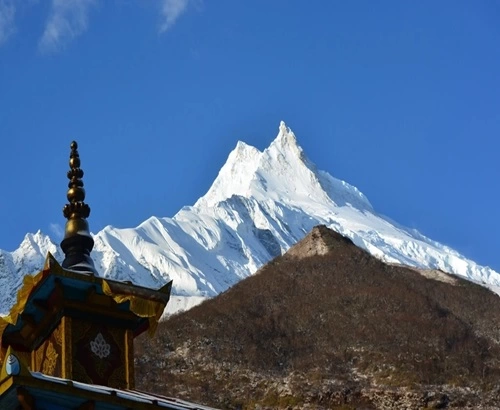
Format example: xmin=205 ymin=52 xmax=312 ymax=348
xmin=0 ymin=1 xmax=499 ymax=271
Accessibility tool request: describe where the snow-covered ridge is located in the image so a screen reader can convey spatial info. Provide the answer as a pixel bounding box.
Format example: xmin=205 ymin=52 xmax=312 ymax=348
xmin=1 ymin=121 xmax=499 ymax=315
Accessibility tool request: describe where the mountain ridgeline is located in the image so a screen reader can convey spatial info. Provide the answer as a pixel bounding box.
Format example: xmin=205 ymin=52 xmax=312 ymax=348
xmin=136 ymin=226 xmax=500 ymax=409
xmin=1 ymin=121 xmax=499 ymax=315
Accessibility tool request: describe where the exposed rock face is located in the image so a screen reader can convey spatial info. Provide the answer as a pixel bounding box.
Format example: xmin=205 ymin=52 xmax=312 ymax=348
xmin=285 ymin=224 xmax=362 ymax=259
xmin=135 ymin=226 xmax=500 ymax=409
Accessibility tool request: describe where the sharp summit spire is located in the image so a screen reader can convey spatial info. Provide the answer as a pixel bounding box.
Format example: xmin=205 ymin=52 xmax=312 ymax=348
xmin=60 ymin=141 xmax=97 ymax=274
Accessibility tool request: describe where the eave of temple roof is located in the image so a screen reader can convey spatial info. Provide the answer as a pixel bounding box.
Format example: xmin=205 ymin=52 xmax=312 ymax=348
xmin=0 ymin=371 xmax=218 ymax=410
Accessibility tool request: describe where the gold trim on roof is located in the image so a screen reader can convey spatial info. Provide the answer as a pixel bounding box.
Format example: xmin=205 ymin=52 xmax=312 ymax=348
xmin=102 ymin=281 xmax=165 ymax=336
xmin=0 ymin=262 xmax=48 ymax=355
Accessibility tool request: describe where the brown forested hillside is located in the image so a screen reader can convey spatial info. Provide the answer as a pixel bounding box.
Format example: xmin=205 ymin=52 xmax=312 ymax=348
xmin=136 ymin=226 xmax=500 ymax=409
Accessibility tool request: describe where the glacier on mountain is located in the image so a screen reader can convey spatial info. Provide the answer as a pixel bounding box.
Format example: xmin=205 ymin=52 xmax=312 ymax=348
xmin=1 ymin=121 xmax=499 ymax=315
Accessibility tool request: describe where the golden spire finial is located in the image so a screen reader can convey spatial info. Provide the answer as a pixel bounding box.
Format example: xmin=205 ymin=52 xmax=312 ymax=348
xmin=63 ymin=141 xmax=90 ymax=221
xmin=61 ymin=141 xmax=96 ymax=274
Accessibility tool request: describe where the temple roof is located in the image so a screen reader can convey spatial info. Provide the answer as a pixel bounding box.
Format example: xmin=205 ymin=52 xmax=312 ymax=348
xmin=0 ymin=365 xmax=217 ymax=410
xmin=0 ymin=254 xmax=172 ymax=354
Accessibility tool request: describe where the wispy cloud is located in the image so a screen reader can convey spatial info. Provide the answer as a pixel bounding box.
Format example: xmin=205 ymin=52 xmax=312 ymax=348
xmin=39 ymin=0 xmax=96 ymax=54
xmin=49 ymin=223 xmax=64 ymax=241
xmin=0 ymin=0 xmax=16 ymax=46
xmin=158 ymin=0 xmax=194 ymax=33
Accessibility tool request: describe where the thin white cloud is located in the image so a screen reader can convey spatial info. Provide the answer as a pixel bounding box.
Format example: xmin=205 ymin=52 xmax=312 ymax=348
xmin=49 ymin=223 xmax=64 ymax=241
xmin=39 ymin=0 xmax=96 ymax=54
xmin=0 ymin=0 xmax=16 ymax=46
xmin=158 ymin=0 xmax=191 ymax=33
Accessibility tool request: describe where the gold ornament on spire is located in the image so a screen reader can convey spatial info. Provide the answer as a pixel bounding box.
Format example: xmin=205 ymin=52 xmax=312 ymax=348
xmin=63 ymin=141 xmax=91 ymax=223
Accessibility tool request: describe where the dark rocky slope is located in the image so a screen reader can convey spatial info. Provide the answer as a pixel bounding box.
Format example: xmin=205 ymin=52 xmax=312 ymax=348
xmin=136 ymin=226 xmax=500 ymax=409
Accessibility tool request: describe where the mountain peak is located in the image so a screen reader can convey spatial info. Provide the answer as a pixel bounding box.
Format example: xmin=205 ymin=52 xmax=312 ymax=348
xmin=196 ymin=121 xmax=374 ymax=211
xmin=278 ymin=120 xmax=289 ymax=135
xmin=273 ymin=120 xmax=300 ymax=153
xmin=233 ymin=140 xmax=261 ymax=160
xmin=20 ymin=230 xmax=51 ymax=249
xmin=195 ymin=121 xmax=323 ymax=208
xmin=194 ymin=139 xmax=262 ymax=208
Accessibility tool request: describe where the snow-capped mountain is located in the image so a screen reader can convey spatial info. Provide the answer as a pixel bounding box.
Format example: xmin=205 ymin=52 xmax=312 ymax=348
xmin=1 ymin=121 xmax=499 ymax=315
